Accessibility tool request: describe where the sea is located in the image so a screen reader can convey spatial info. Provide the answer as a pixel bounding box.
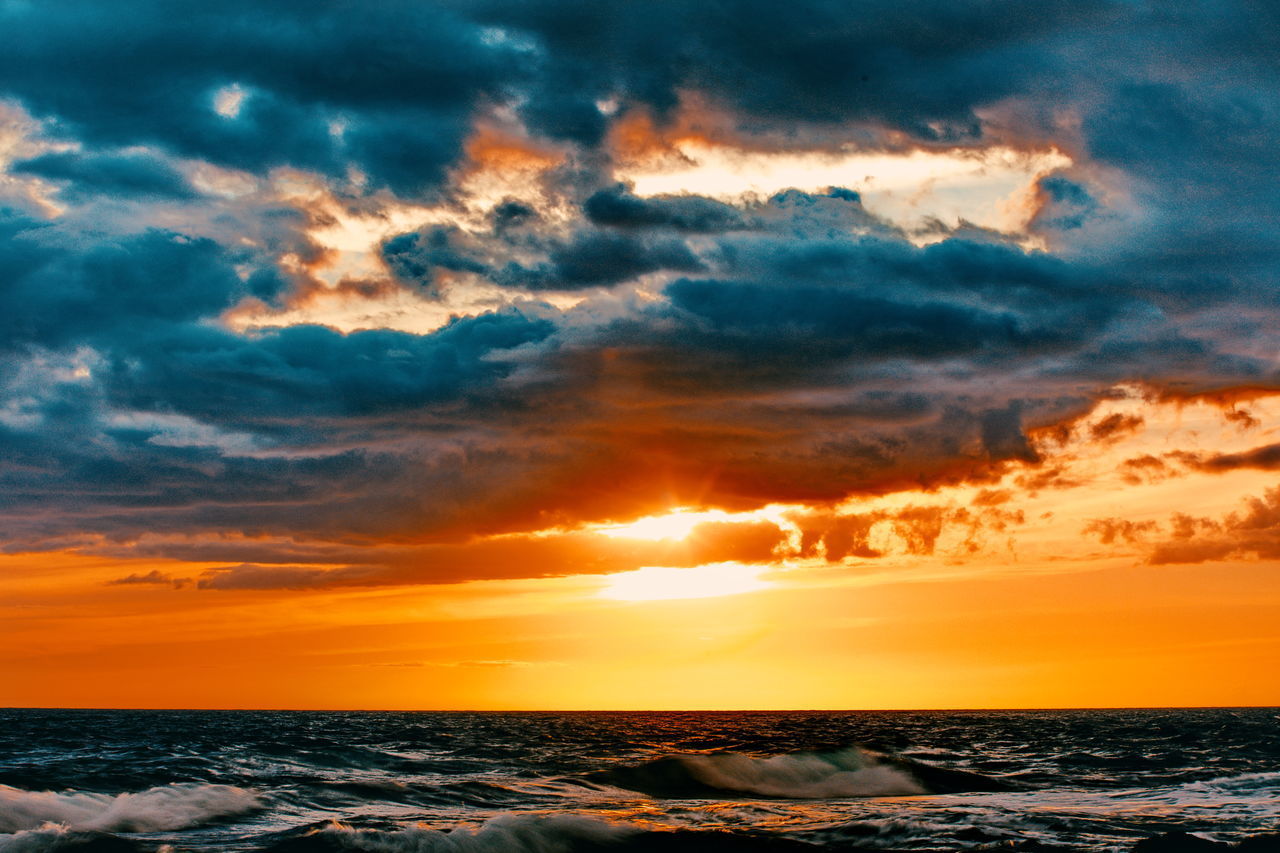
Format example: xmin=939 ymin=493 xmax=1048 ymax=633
xmin=1 ymin=708 xmax=1277 ymax=852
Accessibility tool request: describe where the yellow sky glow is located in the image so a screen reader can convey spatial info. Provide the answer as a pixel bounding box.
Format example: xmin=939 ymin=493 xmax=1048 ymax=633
xmin=617 ymin=141 xmax=1071 ymax=237
xmin=598 ymin=563 xmax=774 ymax=601
xmin=3 ymin=389 xmax=1278 ymax=709
xmin=594 ymin=509 xmax=754 ymax=541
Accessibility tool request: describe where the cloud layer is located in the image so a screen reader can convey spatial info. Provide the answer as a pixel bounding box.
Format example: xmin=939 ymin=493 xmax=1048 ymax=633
xmin=1 ymin=0 xmax=1277 ymax=581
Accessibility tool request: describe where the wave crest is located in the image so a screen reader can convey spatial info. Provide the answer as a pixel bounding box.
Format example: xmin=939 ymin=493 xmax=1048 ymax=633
xmin=262 ymin=817 xmax=820 ymax=853
xmin=0 ymin=782 xmax=261 ymax=833
xmin=0 ymin=825 xmax=147 ymax=853
xmin=263 ymin=816 xmax=634 ymax=853
xmin=584 ymin=746 xmax=1013 ymax=799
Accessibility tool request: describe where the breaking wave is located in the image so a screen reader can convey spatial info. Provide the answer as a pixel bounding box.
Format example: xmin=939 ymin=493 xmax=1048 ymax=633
xmin=582 ymin=746 xmax=1014 ymax=799
xmin=261 ymin=816 xmax=633 ymax=853
xmin=0 ymin=782 xmax=261 ymax=833
xmin=0 ymin=825 xmax=148 ymax=853
xmin=3 ymin=708 xmax=1276 ymax=852
xmin=260 ymin=817 xmax=818 ymax=853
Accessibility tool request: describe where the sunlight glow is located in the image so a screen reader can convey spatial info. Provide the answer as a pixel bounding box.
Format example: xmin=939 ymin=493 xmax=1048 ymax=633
xmin=593 ymin=508 xmax=744 ymax=541
xmin=598 ymin=563 xmax=773 ymax=601
xmin=212 ymin=84 xmax=247 ymax=119
xmin=616 ymin=141 xmax=1071 ymax=236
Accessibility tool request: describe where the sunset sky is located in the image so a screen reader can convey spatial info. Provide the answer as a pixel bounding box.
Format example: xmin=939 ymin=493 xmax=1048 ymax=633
xmin=1 ymin=1 xmax=1278 ymax=710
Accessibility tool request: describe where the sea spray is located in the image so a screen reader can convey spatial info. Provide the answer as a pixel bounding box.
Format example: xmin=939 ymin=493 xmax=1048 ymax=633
xmin=0 ymin=783 xmax=261 ymax=833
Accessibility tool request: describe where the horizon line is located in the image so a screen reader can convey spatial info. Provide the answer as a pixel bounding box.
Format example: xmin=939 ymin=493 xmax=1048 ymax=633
xmin=4 ymin=704 xmax=1278 ymax=713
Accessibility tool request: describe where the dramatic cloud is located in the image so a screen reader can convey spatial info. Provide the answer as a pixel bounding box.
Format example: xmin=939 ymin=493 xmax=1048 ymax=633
xmin=1147 ymin=487 xmax=1280 ymax=565
xmin=1 ymin=0 xmax=1278 ymax=590
xmin=106 ymin=570 xmax=187 ymax=587
xmin=1177 ymin=443 xmax=1280 ymax=473
xmin=0 ymin=1 xmax=521 ymax=195
xmin=11 ymin=151 xmax=199 ymax=202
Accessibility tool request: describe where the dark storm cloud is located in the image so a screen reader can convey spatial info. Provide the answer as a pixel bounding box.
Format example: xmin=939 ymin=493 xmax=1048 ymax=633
xmin=3 ymin=0 xmax=1276 ymax=217
xmin=0 ymin=0 xmax=523 ymax=195
xmin=708 ymin=231 xmax=1131 ymax=314
xmin=1 ymin=0 xmax=1279 ymax=582
xmin=0 ymin=199 xmax=552 ymax=423
xmin=583 ymin=185 xmax=746 ymax=232
xmin=382 ymin=227 xmax=495 ymax=298
xmin=10 ymin=151 xmax=198 ymax=201
xmin=552 ymin=222 xmax=1140 ymax=395
xmin=340 ymin=157 xmax=1275 ymax=534
xmin=664 ymin=276 xmax=1055 ymax=361
xmin=507 ymin=231 xmax=705 ymax=290
xmin=761 ymin=391 xmax=936 ymax=425
xmin=0 ymin=211 xmax=555 ymax=550
xmin=465 ymin=0 xmax=1114 ymax=136
xmin=516 ymin=60 xmax=612 ymax=147
xmin=490 ymin=200 xmax=540 ymax=230
xmin=100 ymin=310 xmax=555 ymax=425
xmin=385 ymin=188 xmax=889 ymax=298
xmin=0 ymin=217 xmax=247 ymax=352
xmin=1029 ymin=176 xmax=1097 ymax=232
xmin=383 ymin=224 xmax=706 ymax=293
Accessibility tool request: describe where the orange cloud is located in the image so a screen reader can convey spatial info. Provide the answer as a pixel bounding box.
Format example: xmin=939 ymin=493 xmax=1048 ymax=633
xmin=463 ymin=123 xmax=564 ymax=176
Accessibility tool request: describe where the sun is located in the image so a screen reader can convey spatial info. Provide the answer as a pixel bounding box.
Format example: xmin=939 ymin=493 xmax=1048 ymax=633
xmin=598 ymin=563 xmax=773 ymax=602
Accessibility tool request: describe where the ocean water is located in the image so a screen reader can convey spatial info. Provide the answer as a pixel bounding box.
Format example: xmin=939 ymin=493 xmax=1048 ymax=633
xmin=1 ymin=708 xmax=1277 ymax=852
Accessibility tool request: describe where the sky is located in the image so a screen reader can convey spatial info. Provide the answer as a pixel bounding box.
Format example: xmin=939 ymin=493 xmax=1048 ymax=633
xmin=1 ymin=0 xmax=1278 ymax=710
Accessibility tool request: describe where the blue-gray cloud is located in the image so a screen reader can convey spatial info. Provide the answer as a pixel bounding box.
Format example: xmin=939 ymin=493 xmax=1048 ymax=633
xmin=1 ymin=0 xmax=1278 ymax=581
xmin=0 ymin=0 xmax=522 ymax=195
xmin=11 ymin=151 xmax=198 ymax=201
xmin=584 ymin=185 xmax=747 ymax=233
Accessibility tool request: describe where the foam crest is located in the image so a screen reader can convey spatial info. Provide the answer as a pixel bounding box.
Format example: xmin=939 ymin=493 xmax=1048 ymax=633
xmin=682 ymin=750 xmax=926 ymax=799
xmin=0 ymin=783 xmax=261 ymax=833
xmin=0 ymin=824 xmax=148 ymax=852
xmin=1178 ymin=770 xmax=1280 ymax=796
xmin=267 ymin=815 xmax=634 ymax=853
xmin=587 ymin=747 xmax=935 ymax=799
xmin=0 ymin=826 xmax=70 ymax=853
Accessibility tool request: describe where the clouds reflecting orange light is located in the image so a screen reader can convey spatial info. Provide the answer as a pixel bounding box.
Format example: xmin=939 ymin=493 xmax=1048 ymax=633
xmin=3 ymin=103 xmax=1278 ymax=712
xmin=594 ymin=509 xmax=772 ymax=542
xmin=617 ymin=141 xmax=1071 ymax=238
xmin=2 ymin=388 xmax=1278 ymax=709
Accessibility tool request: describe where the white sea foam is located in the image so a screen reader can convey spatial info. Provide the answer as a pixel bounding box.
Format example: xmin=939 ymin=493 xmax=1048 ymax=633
xmin=294 ymin=815 xmax=634 ymax=853
xmin=0 ymin=782 xmax=260 ymax=833
xmin=1174 ymin=770 xmax=1280 ymax=798
xmin=681 ymin=749 xmax=926 ymax=798
xmin=0 ymin=826 xmax=73 ymax=853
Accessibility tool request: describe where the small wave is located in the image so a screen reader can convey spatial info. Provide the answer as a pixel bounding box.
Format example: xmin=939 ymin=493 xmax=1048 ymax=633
xmin=583 ymin=748 xmax=907 ymax=799
xmin=262 ymin=815 xmax=632 ymax=853
xmin=582 ymin=747 xmax=1015 ymax=800
xmin=0 ymin=825 xmax=147 ymax=852
xmin=0 ymin=782 xmax=261 ymax=833
xmin=1175 ymin=771 xmax=1280 ymax=797
xmin=261 ymin=817 xmax=818 ymax=853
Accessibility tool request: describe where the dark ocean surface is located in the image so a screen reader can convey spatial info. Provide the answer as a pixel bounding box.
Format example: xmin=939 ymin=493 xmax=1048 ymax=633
xmin=1 ymin=708 xmax=1277 ymax=852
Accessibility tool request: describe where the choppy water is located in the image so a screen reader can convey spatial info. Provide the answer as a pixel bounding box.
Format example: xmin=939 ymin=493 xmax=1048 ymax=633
xmin=1 ymin=708 xmax=1277 ymax=852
